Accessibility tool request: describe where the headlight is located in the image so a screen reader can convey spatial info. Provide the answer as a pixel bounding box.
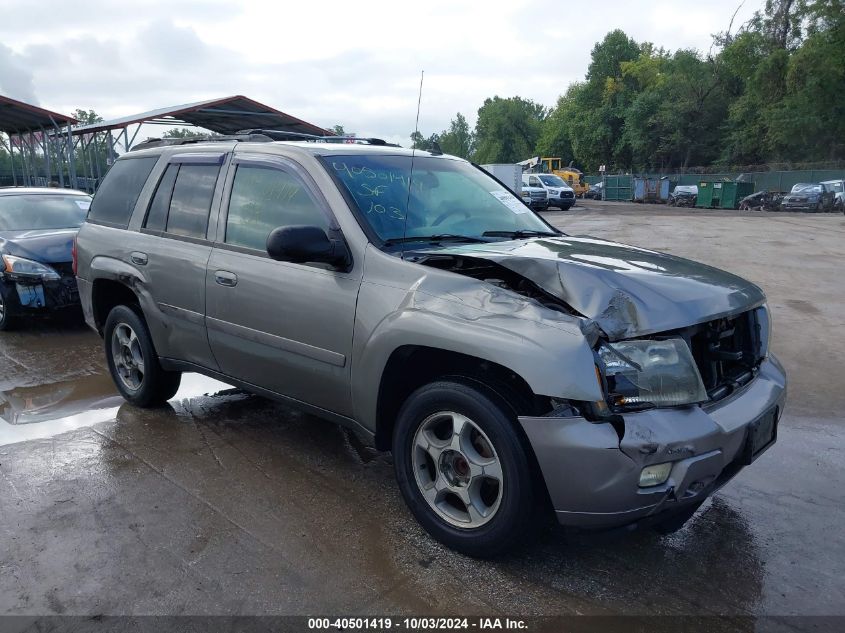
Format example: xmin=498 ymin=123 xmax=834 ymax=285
xmin=597 ymin=338 xmax=707 ymax=408
xmin=2 ymin=254 xmax=60 ymax=280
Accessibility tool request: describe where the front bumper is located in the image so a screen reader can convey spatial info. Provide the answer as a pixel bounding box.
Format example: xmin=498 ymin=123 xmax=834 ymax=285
xmin=519 ymin=355 xmax=787 ymax=529
xmin=782 ymin=201 xmax=819 ymax=211
xmin=1 ymin=273 xmax=80 ymax=315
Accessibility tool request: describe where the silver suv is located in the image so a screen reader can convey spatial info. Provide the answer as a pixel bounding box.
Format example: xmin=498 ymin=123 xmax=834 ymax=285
xmin=75 ymin=136 xmax=786 ymax=556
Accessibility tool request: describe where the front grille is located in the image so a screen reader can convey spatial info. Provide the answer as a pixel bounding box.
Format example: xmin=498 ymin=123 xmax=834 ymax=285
xmin=561 ymin=191 xmax=575 ymax=199
xmin=681 ymin=309 xmax=767 ymax=401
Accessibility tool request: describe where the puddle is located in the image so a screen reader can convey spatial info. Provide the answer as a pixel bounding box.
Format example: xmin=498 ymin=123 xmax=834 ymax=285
xmin=0 ymin=372 xmax=235 ymax=446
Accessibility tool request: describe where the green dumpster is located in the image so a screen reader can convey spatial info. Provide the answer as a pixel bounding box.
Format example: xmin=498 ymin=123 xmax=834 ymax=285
xmin=696 ymin=181 xmax=724 ymax=208
xmin=604 ymin=175 xmax=633 ymax=201
xmin=719 ymin=181 xmax=756 ymax=209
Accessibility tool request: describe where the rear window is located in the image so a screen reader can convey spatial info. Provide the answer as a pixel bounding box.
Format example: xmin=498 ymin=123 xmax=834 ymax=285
xmin=0 ymin=194 xmax=91 ymax=230
xmin=88 ymin=157 xmax=157 ymax=227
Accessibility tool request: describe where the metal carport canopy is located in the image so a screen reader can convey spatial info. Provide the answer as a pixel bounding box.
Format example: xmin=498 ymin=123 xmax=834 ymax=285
xmin=68 ymin=95 xmax=331 ymax=136
xmin=0 ymin=94 xmax=78 ymax=133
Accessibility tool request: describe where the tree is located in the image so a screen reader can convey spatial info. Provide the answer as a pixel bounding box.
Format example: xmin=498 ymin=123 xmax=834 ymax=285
xmin=331 ymin=124 xmax=354 ymax=137
xmin=556 ymin=31 xmax=642 ymax=171
xmin=72 ymin=109 xmax=103 ymax=125
xmin=437 ymin=113 xmax=474 ymax=159
xmin=162 ymin=128 xmax=207 ymax=139
xmin=472 ymin=96 xmax=546 ymax=163
xmin=536 ymin=89 xmax=577 ymax=164
xmin=718 ymin=0 xmax=845 ymax=164
xmin=410 ymin=131 xmax=440 ymax=151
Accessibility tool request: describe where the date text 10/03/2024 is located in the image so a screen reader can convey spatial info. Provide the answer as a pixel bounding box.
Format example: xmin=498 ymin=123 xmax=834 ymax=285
xmin=308 ymin=617 xmax=528 ymax=630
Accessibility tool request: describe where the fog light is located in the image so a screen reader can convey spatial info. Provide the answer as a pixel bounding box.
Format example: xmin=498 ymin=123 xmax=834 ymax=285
xmin=639 ymin=462 xmax=672 ymax=487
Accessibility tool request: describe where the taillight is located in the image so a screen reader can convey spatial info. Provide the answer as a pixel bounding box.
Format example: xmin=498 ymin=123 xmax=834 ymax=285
xmin=72 ymin=235 xmax=78 ymax=276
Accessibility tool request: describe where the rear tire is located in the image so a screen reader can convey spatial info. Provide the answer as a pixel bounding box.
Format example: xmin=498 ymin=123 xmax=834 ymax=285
xmin=392 ymin=380 xmax=537 ymax=557
xmin=104 ymin=305 xmax=181 ymax=407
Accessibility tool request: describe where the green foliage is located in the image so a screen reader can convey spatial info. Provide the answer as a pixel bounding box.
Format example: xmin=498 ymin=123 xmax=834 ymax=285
xmin=410 ymin=131 xmax=440 ymax=151
xmin=409 ymin=2 xmax=842 ymax=171
xmin=437 ymin=113 xmax=475 ymax=159
xmin=472 ymin=96 xmax=546 ymax=164
xmin=72 ymin=109 xmax=103 ymax=125
xmin=162 ymin=128 xmax=207 ymax=139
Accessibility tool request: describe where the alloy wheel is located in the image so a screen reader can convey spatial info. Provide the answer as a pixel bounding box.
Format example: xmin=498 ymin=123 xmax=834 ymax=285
xmin=111 ymin=322 xmax=145 ymax=391
xmin=411 ymin=411 xmax=503 ymax=528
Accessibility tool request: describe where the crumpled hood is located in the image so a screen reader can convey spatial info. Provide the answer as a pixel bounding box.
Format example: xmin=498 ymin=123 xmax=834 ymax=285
xmin=430 ymin=236 xmax=766 ymax=340
xmin=0 ymin=228 xmax=77 ymax=263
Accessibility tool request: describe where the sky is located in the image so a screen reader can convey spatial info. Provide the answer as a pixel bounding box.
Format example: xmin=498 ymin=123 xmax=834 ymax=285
xmin=0 ymin=0 xmax=760 ymax=147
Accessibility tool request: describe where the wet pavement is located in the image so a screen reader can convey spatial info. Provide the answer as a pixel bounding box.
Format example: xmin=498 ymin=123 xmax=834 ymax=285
xmin=0 ymin=205 xmax=843 ymax=619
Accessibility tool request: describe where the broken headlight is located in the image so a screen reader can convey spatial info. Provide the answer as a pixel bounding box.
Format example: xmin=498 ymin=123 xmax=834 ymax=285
xmin=597 ymin=339 xmax=707 ymax=409
xmin=2 ymin=254 xmax=60 ymax=280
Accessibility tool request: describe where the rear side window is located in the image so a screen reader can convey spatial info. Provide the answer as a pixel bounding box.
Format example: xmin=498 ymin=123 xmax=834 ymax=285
xmin=88 ymin=157 xmax=157 ymax=227
xmin=143 ymin=161 xmax=221 ymax=238
xmin=224 ymin=165 xmax=329 ymax=251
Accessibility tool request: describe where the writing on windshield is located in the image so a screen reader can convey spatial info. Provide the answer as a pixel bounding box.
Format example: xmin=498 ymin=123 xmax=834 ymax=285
xmin=328 ymin=155 xmax=552 ymax=243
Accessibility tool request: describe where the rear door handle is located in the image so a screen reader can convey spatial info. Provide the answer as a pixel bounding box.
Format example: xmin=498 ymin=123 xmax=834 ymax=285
xmin=214 ymin=270 xmax=238 ymax=287
xmin=130 ymin=252 xmax=148 ymax=266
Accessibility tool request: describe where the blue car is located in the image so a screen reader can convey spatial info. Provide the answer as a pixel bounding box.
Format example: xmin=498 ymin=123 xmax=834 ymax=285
xmin=0 ymin=187 xmax=91 ymax=330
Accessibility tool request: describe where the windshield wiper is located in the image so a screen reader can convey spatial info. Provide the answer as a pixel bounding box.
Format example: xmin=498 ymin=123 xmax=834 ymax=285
xmin=482 ymin=229 xmax=560 ymax=239
xmin=383 ymin=234 xmax=488 ymax=246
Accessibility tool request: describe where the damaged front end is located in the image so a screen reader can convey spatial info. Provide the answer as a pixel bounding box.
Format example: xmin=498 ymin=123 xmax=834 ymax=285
xmin=1 ymin=260 xmax=79 ymax=315
xmin=413 ymin=238 xmax=786 ymax=530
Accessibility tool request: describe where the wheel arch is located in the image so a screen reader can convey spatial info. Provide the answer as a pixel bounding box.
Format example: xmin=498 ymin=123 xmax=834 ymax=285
xmin=88 ymin=256 xmax=151 ymax=334
xmin=373 ymin=345 xmax=545 ymax=452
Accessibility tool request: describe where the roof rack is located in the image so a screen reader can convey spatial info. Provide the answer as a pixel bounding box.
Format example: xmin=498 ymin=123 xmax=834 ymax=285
xmin=129 ymin=130 xmax=403 ymax=152
xmin=237 ymin=129 xmax=401 ymax=147
xmin=130 ymin=133 xmax=273 ymax=151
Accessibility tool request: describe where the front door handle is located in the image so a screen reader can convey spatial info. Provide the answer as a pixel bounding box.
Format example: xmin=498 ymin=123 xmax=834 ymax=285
xmin=130 ymin=251 xmax=148 ymax=266
xmin=214 ymin=270 xmax=238 ymax=287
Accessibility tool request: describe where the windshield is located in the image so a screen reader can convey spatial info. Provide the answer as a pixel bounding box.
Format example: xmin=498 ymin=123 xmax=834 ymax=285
xmin=538 ymin=174 xmax=566 ymax=187
xmin=328 ymin=155 xmax=553 ymax=244
xmin=0 ymin=194 xmax=90 ymax=231
xmin=791 ymin=183 xmax=822 ymax=193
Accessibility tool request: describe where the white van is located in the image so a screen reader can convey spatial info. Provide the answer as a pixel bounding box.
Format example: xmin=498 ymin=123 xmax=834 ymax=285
xmin=522 ymin=173 xmax=575 ymax=210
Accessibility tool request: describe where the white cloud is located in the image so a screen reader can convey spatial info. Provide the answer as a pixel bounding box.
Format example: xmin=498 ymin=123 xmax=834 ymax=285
xmin=1 ymin=0 xmax=760 ymax=144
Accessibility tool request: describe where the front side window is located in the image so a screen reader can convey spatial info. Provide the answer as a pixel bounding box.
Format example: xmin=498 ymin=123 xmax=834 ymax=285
xmin=0 ymin=194 xmax=91 ymax=230
xmin=225 ymin=165 xmax=329 ymax=251
xmin=529 ymin=176 xmax=542 ymax=187
xmin=88 ymin=157 xmax=157 ymax=227
xmin=165 ymin=164 xmax=220 ymax=239
xmin=329 ymin=155 xmax=552 ymax=245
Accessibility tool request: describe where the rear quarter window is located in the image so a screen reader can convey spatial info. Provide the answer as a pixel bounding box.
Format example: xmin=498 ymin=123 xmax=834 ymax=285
xmin=87 ymin=156 xmax=158 ymax=227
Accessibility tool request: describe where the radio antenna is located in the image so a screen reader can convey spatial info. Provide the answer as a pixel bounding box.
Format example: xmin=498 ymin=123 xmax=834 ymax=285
xmin=402 ymin=69 xmax=424 ymax=256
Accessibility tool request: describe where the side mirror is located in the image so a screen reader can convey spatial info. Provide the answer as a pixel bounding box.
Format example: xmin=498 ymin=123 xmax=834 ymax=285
xmin=266 ymin=225 xmax=349 ymax=268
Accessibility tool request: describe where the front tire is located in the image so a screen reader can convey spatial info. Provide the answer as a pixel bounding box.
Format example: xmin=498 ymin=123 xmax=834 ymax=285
xmin=0 ymin=289 xmax=16 ymax=331
xmin=104 ymin=305 xmax=181 ymax=407
xmin=392 ymin=380 xmax=537 ymax=557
